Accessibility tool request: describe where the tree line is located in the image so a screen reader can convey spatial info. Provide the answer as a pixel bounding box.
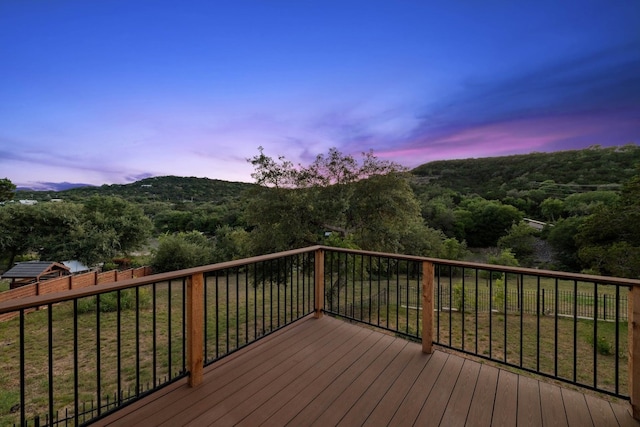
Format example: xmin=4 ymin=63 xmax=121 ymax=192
xmin=2 ymin=144 xmax=639 ymax=279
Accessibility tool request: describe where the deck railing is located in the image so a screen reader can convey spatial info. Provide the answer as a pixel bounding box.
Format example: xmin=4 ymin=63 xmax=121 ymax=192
xmin=2 ymin=245 xmax=640 ymax=425
xmin=0 ymin=248 xmax=315 ymax=426
xmin=320 ymin=246 xmax=640 ymax=419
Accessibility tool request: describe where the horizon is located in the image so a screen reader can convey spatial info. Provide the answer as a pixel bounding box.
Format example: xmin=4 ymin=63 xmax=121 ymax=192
xmin=1 ymin=1 xmax=639 ymax=188
xmin=14 ymin=143 xmax=639 ymax=192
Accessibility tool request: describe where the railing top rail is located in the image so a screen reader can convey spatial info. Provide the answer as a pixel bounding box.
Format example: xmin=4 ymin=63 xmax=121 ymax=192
xmin=2 ymin=244 xmax=639 ymax=314
xmin=0 ymin=246 xmax=321 ymax=314
xmin=319 ymin=245 xmax=640 ymax=287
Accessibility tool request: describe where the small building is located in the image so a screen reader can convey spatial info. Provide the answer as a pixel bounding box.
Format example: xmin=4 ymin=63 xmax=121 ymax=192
xmin=62 ymin=260 xmax=91 ymax=274
xmin=1 ymin=261 xmax=71 ymax=289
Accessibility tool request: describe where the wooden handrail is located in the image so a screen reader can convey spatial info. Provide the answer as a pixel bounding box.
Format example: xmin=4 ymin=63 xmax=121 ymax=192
xmin=0 ymin=246 xmax=323 ymax=314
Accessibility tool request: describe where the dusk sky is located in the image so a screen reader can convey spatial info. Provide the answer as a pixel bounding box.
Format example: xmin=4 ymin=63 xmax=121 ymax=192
xmin=1 ymin=1 xmax=639 ymax=188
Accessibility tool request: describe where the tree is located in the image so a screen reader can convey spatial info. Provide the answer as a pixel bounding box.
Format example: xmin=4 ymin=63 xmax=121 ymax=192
xmin=77 ymin=196 xmax=153 ymax=265
xmin=151 ymin=232 xmax=215 ymax=272
xmin=546 ymin=216 xmax=585 ymax=271
xmin=0 ymin=202 xmax=84 ymax=269
xmin=0 ymin=178 xmax=16 ymax=202
xmin=211 ymin=225 xmax=251 ymax=262
xmin=245 ymin=147 xmax=462 ymax=257
xmin=576 ymin=172 xmax=640 ymax=277
xmin=540 ymin=198 xmax=564 ymax=222
xmin=454 ymin=197 xmax=523 ymax=247
xmin=497 ymin=222 xmax=538 ymax=265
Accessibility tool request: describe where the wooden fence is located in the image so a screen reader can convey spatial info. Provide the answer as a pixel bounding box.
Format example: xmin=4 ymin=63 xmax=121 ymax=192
xmin=0 ymin=266 xmax=152 ymax=321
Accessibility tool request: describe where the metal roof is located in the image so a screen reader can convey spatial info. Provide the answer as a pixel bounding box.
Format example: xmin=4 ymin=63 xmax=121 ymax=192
xmin=1 ymin=261 xmax=70 ymax=280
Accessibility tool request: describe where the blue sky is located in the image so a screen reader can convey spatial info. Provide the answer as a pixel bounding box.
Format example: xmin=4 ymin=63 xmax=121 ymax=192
xmin=1 ymin=1 xmax=638 ymax=188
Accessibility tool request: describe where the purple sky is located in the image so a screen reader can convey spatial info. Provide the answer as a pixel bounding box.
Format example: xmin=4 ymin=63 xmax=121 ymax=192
xmin=1 ymin=1 xmax=639 ymax=188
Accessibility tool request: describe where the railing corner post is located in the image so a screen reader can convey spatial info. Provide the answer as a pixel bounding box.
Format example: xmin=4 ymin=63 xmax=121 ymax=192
xmin=315 ymin=249 xmax=325 ymax=319
xmin=422 ymin=261 xmax=434 ymax=354
xmin=629 ymin=286 xmax=640 ymax=419
xmin=187 ymin=272 xmax=204 ymax=387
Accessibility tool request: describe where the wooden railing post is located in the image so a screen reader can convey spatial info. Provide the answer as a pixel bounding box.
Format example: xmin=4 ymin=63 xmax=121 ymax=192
xmin=422 ymin=261 xmax=434 ymax=354
xmin=629 ymin=285 xmax=640 ymax=419
xmin=315 ymin=249 xmax=325 ymax=319
xmin=187 ymin=272 xmax=204 ymax=387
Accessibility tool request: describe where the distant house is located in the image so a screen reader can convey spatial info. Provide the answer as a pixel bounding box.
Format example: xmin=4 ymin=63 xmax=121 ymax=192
xmin=18 ymin=200 xmax=38 ymax=205
xmin=62 ymin=260 xmax=91 ymax=274
xmin=1 ymin=261 xmax=71 ymax=289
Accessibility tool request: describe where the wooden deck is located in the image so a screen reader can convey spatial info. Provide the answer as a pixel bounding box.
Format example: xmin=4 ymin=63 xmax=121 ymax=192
xmin=96 ymin=315 xmax=639 ymax=427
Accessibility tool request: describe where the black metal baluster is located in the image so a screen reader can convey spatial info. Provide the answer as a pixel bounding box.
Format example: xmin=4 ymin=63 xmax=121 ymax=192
xmin=615 ymin=285 xmax=620 ymax=395
xmin=436 ymin=264 xmax=441 ymax=343
xmin=116 ymin=290 xmax=122 ymax=405
xmin=152 ymin=283 xmax=157 ymax=386
xmin=416 ymin=262 xmax=421 ymax=338
xmin=136 ymin=287 xmax=140 ymax=393
xmin=593 ymin=282 xmax=598 ymax=388
xmin=167 ymin=281 xmax=172 ymax=379
xmin=353 ymin=254 xmax=357 ymax=320
xmin=361 ymin=255 xmax=365 ymax=323
xmin=253 ymin=263 xmax=257 ymax=340
xmin=405 ymin=261 xmax=410 ymax=335
xmin=261 ymin=262 xmax=265 ymax=335
xmin=448 ymin=267 xmax=453 ymax=347
xmin=395 ymin=260 xmax=400 ymax=331
xmin=519 ymin=274 xmax=524 ymax=367
xmin=573 ymin=280 xmax=578 ymax=383
xmin=462 ymin=269 xmax=466 ymax=352
xmin=369 ymin=256 xmax=373 ymax=325
xmin=93 ymin=294 xmax=102 ymax=415
xmin=246 ymin=264 xmax=250 ymax=341
xmin=377 ymin=257 xmax=381 ymax=326
xmin=503 ymin=273 xmax=507 ymax=363
xmin=554 ymin=278 xmax=558 ymax=378
xmin=536 ymin=277 xmax=540 ymax=372
xmin=20 ymin=309 xmax=25 ymax=426
xmin=386 ymin=257 xmax=391 ymax=329
xmin=226 ymin=270 xmax=230 ymax=352
xmin=475 ymin=269 xmax=479 ymax=355
xmin=182 ymin=279 xmax=186 ymax=374
xmin=235 ymin=268 xmax=240 ymax=348
xmin=49 ymin=304 xmax=54 ymax=422
xmin=74 ymin=299 xmax=79 ymax=425
xmin=216 ymin=274 xmax=220 ymax=359
xmin=277 ymin=259 xmax=281 ymax=327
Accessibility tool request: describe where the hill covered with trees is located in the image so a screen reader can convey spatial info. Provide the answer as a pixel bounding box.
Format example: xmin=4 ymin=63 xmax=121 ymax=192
xmin=411 ymin=144 xmax=639 ymax=199
xmin=15 ymin=175 xmax=254 ymax=204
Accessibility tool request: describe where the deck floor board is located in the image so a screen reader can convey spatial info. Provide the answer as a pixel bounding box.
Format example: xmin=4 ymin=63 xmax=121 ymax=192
xmin=95 ymin=315 xmax=639 ymax=427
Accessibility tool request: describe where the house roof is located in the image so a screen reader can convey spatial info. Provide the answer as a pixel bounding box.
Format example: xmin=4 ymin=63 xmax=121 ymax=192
xmin=1 ymin=261 xmax=70 ymax=280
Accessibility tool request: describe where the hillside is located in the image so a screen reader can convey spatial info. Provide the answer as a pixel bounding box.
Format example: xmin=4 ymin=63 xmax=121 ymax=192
xmin=411 ymin=144 xmax=640 ymax=198
xmin=15 ymin=176 xmax=255 ymax=203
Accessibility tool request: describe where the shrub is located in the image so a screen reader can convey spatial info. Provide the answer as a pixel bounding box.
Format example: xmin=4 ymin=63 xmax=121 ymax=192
xmin=452 ymin=283 xmax=474 ymax=313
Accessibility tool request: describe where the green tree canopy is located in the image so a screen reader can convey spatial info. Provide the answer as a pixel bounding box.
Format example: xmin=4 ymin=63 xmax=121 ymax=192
xmin=245 ymin=147 xmax=464 ymax=258
xmin=151 ymin=231 xmax=215 ymax=272
xmin=0 ymin=178 xmax=16 ymax=202
xmin=576 ymin=172 xmax=640 ymax=277
xmin=454 ymin=197 xmax=523 ymax=247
